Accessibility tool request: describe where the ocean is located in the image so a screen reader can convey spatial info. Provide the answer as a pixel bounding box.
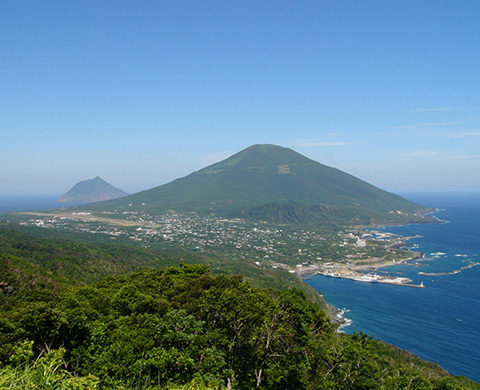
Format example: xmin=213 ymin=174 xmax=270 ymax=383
xmin=0 ymin=195 xmax=81 ymax=212
xmin=306 ymin=192 xmax=480 ymax=382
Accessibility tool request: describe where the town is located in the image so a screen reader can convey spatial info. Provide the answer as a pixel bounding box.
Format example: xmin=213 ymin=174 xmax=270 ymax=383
xmin=16 ymin=208 xmax=422 ymax=283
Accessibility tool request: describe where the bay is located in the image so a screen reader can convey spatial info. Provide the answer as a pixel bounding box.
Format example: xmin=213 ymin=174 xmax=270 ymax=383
xmin=306 ymin=192 xmax=480 ymax=381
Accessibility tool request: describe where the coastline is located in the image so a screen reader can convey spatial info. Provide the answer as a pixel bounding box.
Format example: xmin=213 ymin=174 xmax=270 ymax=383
xmin=305 ymin=222 xmax=431 ymax=331
xmin=306 ymin=196 xmax=480 ymax=382
xmin=296 ymin=209 xmax=442 ymax=289
xmin=327 ymin=304 xmax=352 ymax=332
xmin=296 ymin=229 xmax=426 ymax=288
xmin=309 ymin=207 xmax=453 ymax=333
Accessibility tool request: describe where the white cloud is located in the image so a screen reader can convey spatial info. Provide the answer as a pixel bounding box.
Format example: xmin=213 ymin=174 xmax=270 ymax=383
xmin=403 ymin=150 xmax=440 ymax=158
xmin=448 ymin=130 xmax=480 ymax=138
xmin=292 ymin=139 xmax=362 ymax=147
xmin=450 ymin=154 xmax=480 ymax=160
xmin=392 ymin=122 xmax=458 ymax=129
xmin=411 ymin=107 xmax=454 ymax=113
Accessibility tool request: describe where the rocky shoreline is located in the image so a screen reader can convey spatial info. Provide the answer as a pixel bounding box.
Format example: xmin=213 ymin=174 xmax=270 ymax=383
xmin=296 ymin=229 xmax=426 ymax=288
xmin=327 ymin=304 xmax=351 ymax=331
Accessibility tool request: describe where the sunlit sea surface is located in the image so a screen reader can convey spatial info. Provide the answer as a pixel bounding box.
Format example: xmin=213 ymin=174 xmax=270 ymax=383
xmin=306 ymin=192 xmax=480 ymax=382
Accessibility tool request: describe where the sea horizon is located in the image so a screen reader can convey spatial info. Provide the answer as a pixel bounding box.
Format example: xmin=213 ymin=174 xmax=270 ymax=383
xmin=0 ymin=194 xmax=82 ymax=212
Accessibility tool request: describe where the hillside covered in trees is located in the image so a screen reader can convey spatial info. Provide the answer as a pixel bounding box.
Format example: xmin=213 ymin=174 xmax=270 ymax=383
xmin=79 ymin=144 xmax=431 ymax=227
xmin=0 ymin=225 xmax=479 ymax=389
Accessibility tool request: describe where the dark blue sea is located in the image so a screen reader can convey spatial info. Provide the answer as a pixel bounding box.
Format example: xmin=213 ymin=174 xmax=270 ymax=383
xmin=307 ymin=192 xmax=480 ymax=382
xmin=0 ymin=195 xmax=81 ymax=212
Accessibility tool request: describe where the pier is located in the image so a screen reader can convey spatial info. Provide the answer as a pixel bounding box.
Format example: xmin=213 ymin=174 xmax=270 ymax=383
xmin=397 ymin=282 xmax=425 ymax=288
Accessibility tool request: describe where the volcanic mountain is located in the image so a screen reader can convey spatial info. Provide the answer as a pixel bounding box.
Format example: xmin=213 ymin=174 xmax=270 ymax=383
xmin=81 ymin=145 xmax=429 ymax=226
xmin=59 ymin=176 xmax=128 ymax=204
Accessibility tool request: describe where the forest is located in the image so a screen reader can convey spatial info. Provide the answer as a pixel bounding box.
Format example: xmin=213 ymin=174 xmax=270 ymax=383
xmin=1 ymin=224 xmax=479 ymax=389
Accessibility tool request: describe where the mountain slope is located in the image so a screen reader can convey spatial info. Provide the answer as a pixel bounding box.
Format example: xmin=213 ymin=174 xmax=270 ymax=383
xmin=59 ymin=176 xmax=128 ymax=203
xmin=81 ymin=145 xmax=429 ymax=226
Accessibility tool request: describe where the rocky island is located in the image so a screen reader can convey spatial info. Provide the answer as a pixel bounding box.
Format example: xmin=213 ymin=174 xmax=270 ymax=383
xmin=59 ymin=176 xmax=128 ymax=203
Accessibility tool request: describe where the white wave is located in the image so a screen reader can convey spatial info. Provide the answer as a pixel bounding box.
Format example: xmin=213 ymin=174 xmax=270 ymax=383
xmin=337 ymin=318 xmax=353 ymax=332
xmin=430 ymin=252 xmax=446 ymax=256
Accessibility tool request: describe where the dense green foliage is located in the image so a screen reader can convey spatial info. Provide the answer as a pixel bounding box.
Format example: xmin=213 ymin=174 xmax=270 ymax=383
xmin=2 ymin=264 xmax=478 ymax=389
xmin=0 ymin=346 xmax=99 ymax=389
xmin=0 ymin=224 xmax=170 ymax=285
xmin=79 ymin=144 xmax=429 ymax=226
xmin=0 ymin=239 xmax=478 ymax=390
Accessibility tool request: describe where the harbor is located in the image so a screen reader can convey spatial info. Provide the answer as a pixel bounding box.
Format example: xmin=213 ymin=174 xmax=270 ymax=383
xmin=322 ymin=270 xmax=425 ymax=288
xmin=297 ymin=261 xmax=426 ymax=288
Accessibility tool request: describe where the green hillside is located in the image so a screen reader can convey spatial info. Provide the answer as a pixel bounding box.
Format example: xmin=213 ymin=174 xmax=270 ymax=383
xmin=1 ymin=260 xmax=478 ymax=389
xmin=80 ymin=145 xmax=430 ymax=226
xmin=0 ymin=223 xmax=324 ymax=305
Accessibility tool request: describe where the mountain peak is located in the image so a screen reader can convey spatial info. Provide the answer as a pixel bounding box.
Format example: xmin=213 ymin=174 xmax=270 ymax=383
xmin=234 ymin=144 xmax=311 ymax=160
xmin=198 ymin=144 xmax=314 ymax=175
xmin=59 ymin=177 xmax=128 ymax=204
xmin=242 ymin=144 xmax=289 ymax=152
xmin=81 ymin=144 xmax=427 ymax=226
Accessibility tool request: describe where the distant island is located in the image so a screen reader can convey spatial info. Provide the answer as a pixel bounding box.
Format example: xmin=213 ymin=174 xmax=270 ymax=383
xmin=58 ymin=176 xmax=128 ymax=203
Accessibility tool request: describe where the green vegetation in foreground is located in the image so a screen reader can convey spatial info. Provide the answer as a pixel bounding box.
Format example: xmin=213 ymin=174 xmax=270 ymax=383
xmin=1 ymin=262 xmax=478 ymax=389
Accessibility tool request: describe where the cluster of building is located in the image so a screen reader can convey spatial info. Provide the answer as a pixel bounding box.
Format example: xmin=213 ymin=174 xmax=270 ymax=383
xmin=18 ymin=209 xmax=412 ymax=274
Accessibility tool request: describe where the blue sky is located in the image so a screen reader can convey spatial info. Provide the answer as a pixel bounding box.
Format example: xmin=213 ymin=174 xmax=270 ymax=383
xmin=1 ymin=1 xmax=479 ymax=195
